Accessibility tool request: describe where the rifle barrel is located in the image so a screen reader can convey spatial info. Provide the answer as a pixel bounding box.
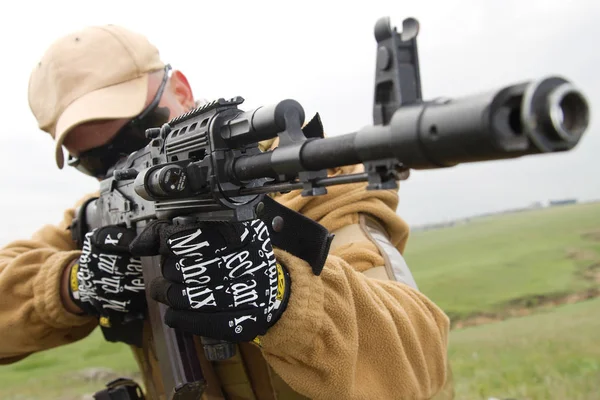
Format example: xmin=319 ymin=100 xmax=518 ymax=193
xmin=232 ymin=76 xmax=589 ymax=181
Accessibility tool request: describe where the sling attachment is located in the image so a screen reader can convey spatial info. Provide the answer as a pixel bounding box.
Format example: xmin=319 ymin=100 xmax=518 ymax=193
xmin=93 ymin=377 xmax=145 ymax=400
xmin=259 ymin=195 xmax=333 ymax=276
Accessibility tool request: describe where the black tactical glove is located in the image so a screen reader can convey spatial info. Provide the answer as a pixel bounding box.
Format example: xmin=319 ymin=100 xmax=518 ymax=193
xmin=69 ymin=226 xmax=147 ymax=333
xmin=129 ymin=218 xmax=290 ymax=342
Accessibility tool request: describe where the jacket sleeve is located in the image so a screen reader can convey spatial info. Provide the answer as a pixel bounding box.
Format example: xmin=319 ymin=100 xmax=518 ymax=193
xmin=258 ymin=164 xmax=451 ymax=400
xmin=0 ymin=194 xmax=98 ymax=364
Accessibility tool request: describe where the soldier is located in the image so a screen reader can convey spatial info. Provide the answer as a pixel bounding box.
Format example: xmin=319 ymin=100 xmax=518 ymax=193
xmin=0 ymin=25 xmax=453 ymax=399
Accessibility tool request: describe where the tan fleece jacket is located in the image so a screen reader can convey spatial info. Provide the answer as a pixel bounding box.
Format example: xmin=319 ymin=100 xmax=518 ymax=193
xmin=0 ymin=164 xmax=451 ymax=399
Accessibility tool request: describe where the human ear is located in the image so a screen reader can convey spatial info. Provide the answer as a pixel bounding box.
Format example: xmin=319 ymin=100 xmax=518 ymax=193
xmin=168 ymin=70 xmax=195 ymax=110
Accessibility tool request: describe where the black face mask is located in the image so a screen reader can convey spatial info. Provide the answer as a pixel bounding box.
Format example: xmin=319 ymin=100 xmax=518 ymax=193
xmin=69 ymin=106 xmax=171 ymax=179
xmin=67 ymin=64 xmax=172 ymax=179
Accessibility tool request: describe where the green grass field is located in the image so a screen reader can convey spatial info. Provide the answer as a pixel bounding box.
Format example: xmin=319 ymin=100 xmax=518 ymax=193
xmin=1 ymin=201 xmax=599 ymax=399
xmin=404 ymin=201 xmax=600 ymax=321
xmin=0 ymin=331 xmax=138 ymax=400
xmin=449 ymin=297 xmax=600 ymax=400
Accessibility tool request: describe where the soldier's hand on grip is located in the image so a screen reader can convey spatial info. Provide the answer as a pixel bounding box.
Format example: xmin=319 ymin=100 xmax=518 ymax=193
xmin=130 ymin=218 xmax=290 ymax=342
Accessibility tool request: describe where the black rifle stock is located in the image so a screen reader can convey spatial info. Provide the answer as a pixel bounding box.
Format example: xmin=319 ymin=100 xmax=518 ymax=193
xmin=71 ymin=16 xmax=590 ymax=399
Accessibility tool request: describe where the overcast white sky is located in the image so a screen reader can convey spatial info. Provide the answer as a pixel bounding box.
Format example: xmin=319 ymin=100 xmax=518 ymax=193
xmin=0 ymin=0 xmax=598 ymax=247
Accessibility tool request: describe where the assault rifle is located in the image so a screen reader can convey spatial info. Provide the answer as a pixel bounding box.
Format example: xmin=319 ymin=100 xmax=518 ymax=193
xmin=71 ymin=16 xmax=589 ymax=400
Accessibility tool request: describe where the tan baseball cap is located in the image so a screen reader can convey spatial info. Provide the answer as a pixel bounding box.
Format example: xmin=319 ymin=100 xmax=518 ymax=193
xmin=28 ymin=24 xmax=165 ymax=169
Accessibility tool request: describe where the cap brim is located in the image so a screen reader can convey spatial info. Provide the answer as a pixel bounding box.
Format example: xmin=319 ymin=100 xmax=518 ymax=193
xmin=54 ymin=74 xmax=150 ymax=169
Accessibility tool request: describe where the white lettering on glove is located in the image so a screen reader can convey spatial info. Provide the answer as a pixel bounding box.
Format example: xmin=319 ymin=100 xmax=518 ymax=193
xmin=168 ymin=228 xmax=210 ymax=257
